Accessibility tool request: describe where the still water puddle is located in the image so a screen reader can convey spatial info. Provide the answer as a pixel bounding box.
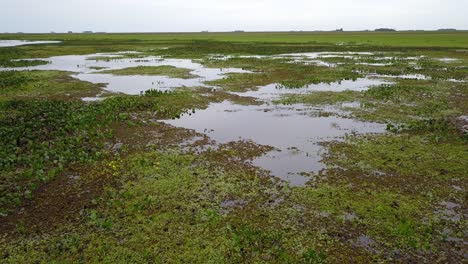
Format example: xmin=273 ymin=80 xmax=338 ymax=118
xmin=163 ymin=101 xmax=386 ymax=186
xmin=75 ymin=73 xmax=210 ymax=95
xmin=368 ymin=73 xmax=430 ymax=80
xmin=3 ymin=53 xmax=249 ymax=95
xmin=357 ymin=62 xmax=392 ymax=67
xmin=0 ymin=40 xmax=61 ymax=47
xmin=437 ymin=58 xmax=460 ymax=62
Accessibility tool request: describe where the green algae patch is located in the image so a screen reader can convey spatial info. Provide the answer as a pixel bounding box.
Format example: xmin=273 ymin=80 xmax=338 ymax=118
xmin=98 ymin=66 xmax=198 ymax=79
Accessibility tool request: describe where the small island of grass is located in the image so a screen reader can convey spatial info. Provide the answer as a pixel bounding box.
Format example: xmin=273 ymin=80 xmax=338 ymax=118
xmin=98 ymin=65 xmax=198 ymax=79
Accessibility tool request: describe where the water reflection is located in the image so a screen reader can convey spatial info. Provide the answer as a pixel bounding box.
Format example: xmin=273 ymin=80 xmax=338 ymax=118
xmin=163 ymin=101 xmax=386 ymax=186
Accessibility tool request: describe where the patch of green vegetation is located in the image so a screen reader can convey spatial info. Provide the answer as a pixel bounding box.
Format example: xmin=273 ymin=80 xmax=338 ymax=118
xmin=0 ymin=151 xmax=317 ymax=262
xmin=86 ymin=56 xmax=125 ymax=61
xmin=293 ymin=184 xmax=434 ymax=252
xmin=352 ymin=60 xmax=467 ymax=81
xmin=204 ymin=57 xmax=360 ymax=92
xmin=277 ymin=79 xmax=466 ymax=125
xmin=328 ymin=134 xmax=467 ymax=181
xmin=0 ymin=88 xmax=210 ymax=216
xmin=0 ymin=100 xmax=110 ymax=215
xmin=0 ymin=48 xmax=48 ymax=68
xmin=99 ymin=89 xmax=209 ymax=120
xmin=4 ymin=142 xmax=462 ymax=262
xmin=318 ymin=131 xmax=467 ymax=258
xmin=99 ymin=65 xmax=198 ymax=79
xmin=0 ymin=59 xmax=48 ymax=68
xmin=86 ymin=53 xmax=147 ymax=61
xmin=88 ymin=66 xmax=108 ymax=70
xmin=278 ymin=90 xmax=362 ymax=105
xmin=357 ymin=81 xmax=464 ymax=124
xmin=0 ymin=71 xmax=103 ymax=100
xmin=204 ymin=72 xmax=272 ymax=92
xmin=0 ymin=71 xmax=32 ymax=90
xmin=277 ymin=74 xmax=359 ymax=89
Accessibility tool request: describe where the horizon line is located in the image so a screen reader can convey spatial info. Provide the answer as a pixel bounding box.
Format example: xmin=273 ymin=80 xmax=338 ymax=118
xmin=2 ymin=29 xmax=468 ymax=34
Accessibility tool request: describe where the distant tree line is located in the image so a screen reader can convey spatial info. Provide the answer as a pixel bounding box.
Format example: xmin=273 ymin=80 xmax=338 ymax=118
xmin=437 ymin=28 xmax=457 ymax=31
xmin=374 ymin=28 xmax=396 ymax=32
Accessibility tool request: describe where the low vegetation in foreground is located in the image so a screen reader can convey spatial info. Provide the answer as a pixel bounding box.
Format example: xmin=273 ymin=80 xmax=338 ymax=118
xmin=0 ymin=32 xmax=467 ymax=263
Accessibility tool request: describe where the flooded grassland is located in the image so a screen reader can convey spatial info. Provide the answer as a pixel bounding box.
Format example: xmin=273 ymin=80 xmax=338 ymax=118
xmin=0 ymin=34 xmax=467 ymax=262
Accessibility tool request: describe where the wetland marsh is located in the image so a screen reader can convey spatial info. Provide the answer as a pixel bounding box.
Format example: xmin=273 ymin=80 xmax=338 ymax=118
xmin=0 ymin=32 xmax=467 ymax=263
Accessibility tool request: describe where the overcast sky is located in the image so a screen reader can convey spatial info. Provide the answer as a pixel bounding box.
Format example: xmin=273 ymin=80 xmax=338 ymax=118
xmin=1 ymin=0 xmax=467 ymax=33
